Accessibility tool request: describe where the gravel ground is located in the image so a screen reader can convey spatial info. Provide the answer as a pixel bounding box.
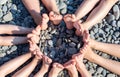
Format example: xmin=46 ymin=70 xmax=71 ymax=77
xmin=0 ymin=0 xmax=120 ymax=77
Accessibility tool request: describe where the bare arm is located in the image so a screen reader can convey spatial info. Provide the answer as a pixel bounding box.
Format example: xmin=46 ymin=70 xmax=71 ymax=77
xmin=0 ymin=53 xmax=32 ymax=77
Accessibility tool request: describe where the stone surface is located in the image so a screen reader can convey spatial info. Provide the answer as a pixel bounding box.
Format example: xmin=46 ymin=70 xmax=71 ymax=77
xmin=3 ymin=12 xmax=13 ymax=21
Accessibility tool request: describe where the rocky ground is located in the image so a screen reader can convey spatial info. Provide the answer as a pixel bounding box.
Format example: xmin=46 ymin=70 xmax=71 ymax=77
xmin=0 ymin=0 xmax=120 ymax=77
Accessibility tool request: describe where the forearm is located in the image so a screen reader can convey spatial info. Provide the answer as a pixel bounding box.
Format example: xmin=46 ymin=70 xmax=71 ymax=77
xmin=13 ymin=58 xmax=39 ymax=77
xmin=0 ymin=53 xmax=32 ymax=76
xmin=0 ymin=36 xmax=28 ymax=46
xmin=91 ymin=39 xmax=120 ymax=58
xmin=0 ymin=24 xmax=33 ymax=34
xmin=75 ymin=0 xmax=99 ymax=20
xmin=91 ymin=53 xmax=120 ymax=75
xmin=82 ymin=0 xmax=118 ymax=29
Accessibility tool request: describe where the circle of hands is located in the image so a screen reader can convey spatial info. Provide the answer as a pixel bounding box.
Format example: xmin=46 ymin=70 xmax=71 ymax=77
xmin=26 ymin=13 xmax=91 ymax=77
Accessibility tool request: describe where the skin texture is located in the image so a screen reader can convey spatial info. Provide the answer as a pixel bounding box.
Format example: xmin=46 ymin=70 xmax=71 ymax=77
xmin=83 ymin=30 xmax=120 ymax=75
xmin=0 ymin=53 xmax=32 ymax=77
xmin=22 ymin=0 xmax=62 ymax=25
xmin=64 ymin=0 xmax=118 ymax=36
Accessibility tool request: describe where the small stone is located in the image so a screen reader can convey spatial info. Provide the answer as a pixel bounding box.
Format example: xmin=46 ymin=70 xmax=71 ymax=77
xmin=57 ymin=39 xmax=62 ymax=47
xmin=0 ymin=11 xmax=3 ymax=18
xmin=10 ymin=46 xmax=17 ymax=51
xmin=89 ymin=68 xmax=95 ymax=74
xmin=67 ymin=6 xmax=73 ymax=10
xmin=59 ymin=2 xmax=67 ymax=10
xmin=2 ymin=46 xmax=9 ymax=51
xmin=113 ymin=5 xmax=120 ymax=20
xmin=97 ymin=67 xmax=103 ymax=74
xmin=102 ymin=69 xmax=107 ymax=77
xmin=68 ymin=48 xmax=77 ymax=55
xmin=48 ymin=40 xmax=53 ymax=47
xmin=107 ymin=74 xmax=115 ymax=77
xmin=106 ymin=14 xmax=115 ymax=24
xmin=69 ymin=42 xmax=76 ymax=47
xmin=11 ymin=4 xmax=17 ymax=10
xmin=2 ymin=5 xmax=7 ymax=14
xmin=111 ymin=20 xmax=116 ymax=27
xmin=0 ymin=53 xmax=6 ymax=57
xmin=3 ymin=12 xmax=13 ymax=21
xmin=61 ymin=8 xmax=67 ymax=14
xmin=117 ymin=21 xmax=120 ymax=27
xmin=49 ymin=50 xmax=56 ymax=59
xmin=70 ymin=37 xmax=79 ymax=43
xmin=0 ymin=0 xmax=8 ymax=5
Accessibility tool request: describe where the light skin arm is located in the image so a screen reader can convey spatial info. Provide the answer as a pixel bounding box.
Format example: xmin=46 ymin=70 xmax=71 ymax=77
xmin=0 ymin=24 xmax=33 ymax=34
xmin=41 ymin=0 xmax=59 ymax=14
xmin=75 ymin=0 xmax=99 ymax=20
xmin=0 ymin=36 xmax=28 ymax=46
xmin=89 ymin=52 xmax=120 ymax=75
xmin=82 ymin=0 xmax=118 ymax=29
xmin=12 ymin=57 xmax=39 ymax=77
xmin=90 ymin=39 xmax=120 ymax=58
xmin=0 ymin=53 xmax=32 ymax=77
xmin=22 ymin=0 xmax=41 ymax=25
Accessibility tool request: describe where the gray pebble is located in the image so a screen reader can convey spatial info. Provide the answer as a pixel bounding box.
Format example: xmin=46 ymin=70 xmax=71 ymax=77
xmin=102 ymin=69 xmax=107 ymax=77
xmin=111 ymin=20 xmax=116 ymax=27
xmin=69 ymin=42 xmax=76 ymax=47
xmin=107 ymin=74 xmax=115 ymax=77
xmin=113 ymin=5 xmax=120 ymax=20
xmin=70 ymin=37 xmax=79 ymax=43
xmin=0 ymin=0 xmax=8 ymax=5
xmin=48 ymin=40 xmax=53 ymax=47
xmin=97 ymin=67 xmax=103 ymax=74
xmin=89 ymin=68 xmax=95 ymax=74
xmin=2 ymin=5 xmax=7 ymax=14
xmin=117 ymin=21 xmax=120 ymax=27
xmin=59 ymin=2 xmax=67 ymax=10
xmin=3 ymin=12 xmax=13 ymax=21
xmin=11 ymin=4 xmax=17 ymax=10
xmin=61 ymin=8 xmax=67 ymax=14
xmin=0 ymin=53 xmax=6 ymax=57
xmin=0 ymin=11 xmax=3 ymax=18
xmin=10 ymin=46 xmax=17 ymax=51
xmin=68 ymin=48 xmax=77 ymax=55
xmin=106 ymin=14 xmax=115 ymax=24
xmin=49 ymin=50 xmax=56 ymax=58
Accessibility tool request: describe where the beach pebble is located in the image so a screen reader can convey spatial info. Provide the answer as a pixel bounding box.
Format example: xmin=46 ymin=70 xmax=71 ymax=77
xmin=113 ymin=5 xmax=120 ymax=20
xmin=107 ymin=74 xmax=116 ymax=77
xmin=0 ymin=0 xmax=8 ymax=5
xmin=106 ymin=14 xmax=115 ymax=24
xmin=3 ymin=12 xmax=13 ymax=21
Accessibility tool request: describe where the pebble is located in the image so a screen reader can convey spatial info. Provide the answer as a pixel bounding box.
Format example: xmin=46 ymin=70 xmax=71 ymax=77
xmin=117 ymin=21 xmax=120 ymax=27
xmin=3 ymin=12 xmax=13 ymax=21
xmin=0 ymin=0 xmax=8 ymax=5
xmin=106 ymin=14 xmax=115 ymax=24
xmin=97 ymin=67 xmax=103 ymax=74
xmin=70 ymin=37 xmax=79 ymax=43
xmin=11 ymin=4 xmax=17 ymax=10
xmin=10 ymin=46 xmax=17 ymax=51
xmin=61 ymin=8 xmax=67 ymax=14
xmin=48 ymin=40 xmax=53 ymax=47
xmin=113 ymin=5 xmax=120 ymax=20
xmin=68 ymin=48 xmax=77 ymax=55
xmin=102 ymin=69 xmax=107 ymax=76
xmin=0 ymin=11 xmax=3 ymax=18
xmin=49 ymin=50 xmax=56 ymax=59
xmin=2 ymin=5 xmax=7 ymax=14
xmin=107 ymin=74 xmax=116 ymax=77
xmin=69 ymin=42 xmax=76 ymax=47
xmin=111 ymin=20 xmax=116 ymax=27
